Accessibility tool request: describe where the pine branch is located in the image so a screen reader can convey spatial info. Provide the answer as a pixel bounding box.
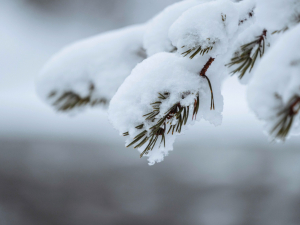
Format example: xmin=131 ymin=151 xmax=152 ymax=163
xmin=124 ymin=92 xmax=199 ymax=158
xmin=271 ymin=96 xmax=300 ymax=140
xmin=200 ymin=57 xmax=215 ymax=110
xmin=48 ymin=84 xmax=107 ymax=111
xmin=124 ymin=58 xmax=216 ymax=158
xmin=272 ymin=27 xmax=288 ymax=34
xmin=181 ymin=44 xmax=214 ymax=59
xmin=226 ymin=30 xmax=267 ymax=79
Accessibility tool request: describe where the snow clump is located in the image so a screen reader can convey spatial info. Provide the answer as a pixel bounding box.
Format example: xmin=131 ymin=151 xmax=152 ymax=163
xmin=143 ymin=0 xmax=213 ymax=56
xmin=109 ymin=52 xmax=224 ymax=165
xmin=247 ymin=24 xmax=300 ymax=140
xmin=36 ymin=25 xmax=146 ymax=113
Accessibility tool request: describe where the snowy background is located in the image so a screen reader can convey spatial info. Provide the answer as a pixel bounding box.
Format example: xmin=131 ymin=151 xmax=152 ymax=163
xmin=1 ymin=0 xmax=300 ymax=224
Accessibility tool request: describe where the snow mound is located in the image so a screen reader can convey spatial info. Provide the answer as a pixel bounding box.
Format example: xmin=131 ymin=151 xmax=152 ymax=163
xmin=36 ymin=25 xmax=146 ymax=113
xmin=247 ymin=24 xmax=300 ymax=140
xmin=169 ymin=0 xmax=239 ymax=57
xmin=143 ymin=0 xmax=212 ymax=56
xmin=108 ymin=52 xmax=224 ymax=165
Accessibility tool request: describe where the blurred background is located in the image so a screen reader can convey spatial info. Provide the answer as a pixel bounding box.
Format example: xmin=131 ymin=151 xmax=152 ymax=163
xmin=1 ymin=0 xmax=300 ymax=224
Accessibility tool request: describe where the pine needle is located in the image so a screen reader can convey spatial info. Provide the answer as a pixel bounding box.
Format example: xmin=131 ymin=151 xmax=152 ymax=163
xmin=226 ymin=30 xmax=267 ymax=79
xmin=124 ymin=92 xmax=200 ymax=157
xmin=271 ymin=96 xmax=300 ymax=140
xmin=182 ymin=45 xmax=214 ymax=59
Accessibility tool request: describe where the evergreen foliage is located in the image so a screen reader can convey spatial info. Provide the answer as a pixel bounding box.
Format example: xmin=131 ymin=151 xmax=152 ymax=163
xmin=226 ymin=30 xmax=267 ymax=79
xmin=37 ymin=0 xmax=300 ymax=164
xmin=271 ymin=96 xmax=300 ymax=140
xmin=181 ymin=45 xmax=214 ymax=59
xmin=124 ymin=92 xmax=199 ymax=158
xmin=48 ymin=84 xmax=107 ymax=111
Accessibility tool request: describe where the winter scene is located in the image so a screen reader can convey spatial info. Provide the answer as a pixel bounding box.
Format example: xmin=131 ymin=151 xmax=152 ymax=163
xmin=1 ymin=0 xmax=300 ymax=224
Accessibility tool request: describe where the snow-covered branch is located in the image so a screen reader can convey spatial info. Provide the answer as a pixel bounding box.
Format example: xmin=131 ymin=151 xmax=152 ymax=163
xmin=36 ymin=0 xmax=300 ymax=165
xmin=36 ymin=25 xmax=146 ymax=113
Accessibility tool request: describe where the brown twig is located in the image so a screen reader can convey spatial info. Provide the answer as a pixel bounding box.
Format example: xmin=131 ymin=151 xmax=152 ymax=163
xmin=259 ymin=30 xmax=267 ymax=43
xmin=200 ymin=57 xmax=215 ymax=76
xmin=200 ymin=57 xmax=215 ymax=110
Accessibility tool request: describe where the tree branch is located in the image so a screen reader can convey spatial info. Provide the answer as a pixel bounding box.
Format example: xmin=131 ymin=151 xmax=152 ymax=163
xmin=200 ymin=57 xmax=215 ymax=110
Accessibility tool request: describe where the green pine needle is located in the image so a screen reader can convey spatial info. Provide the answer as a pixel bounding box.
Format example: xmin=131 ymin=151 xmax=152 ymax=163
xmin=182 ymin=45 xmax=214 ymax=59
xmin=272 ymin=27 xmax=288 ymax=34
xmin=124 ymin=92 xmax=200 ymax=158
xmin=226 ymin=30 xmax=267 ymax=79
xmin=271 ymin=96 xmax=300 ymax=140
xmin=50 ymin=91 xmax=107 ymax=111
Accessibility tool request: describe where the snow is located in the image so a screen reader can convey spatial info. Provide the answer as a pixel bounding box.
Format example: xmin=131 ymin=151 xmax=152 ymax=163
xmin=36 ymin=24 xmax=146 ymax=113
xmin=247 ymin=24 xmax=300 ymax=140
xmin=31 ymin=0 xmax=300 ymax=165
xmin=225 ymin=0 xmax=300 ymax=85
xmin=108 ymin=52 xmax=224 ymax=165
xmin=236 ymin=0 xmax=255 ymax=25
xmin=143 ymin=0 xmax=212 ymax=56
xmin=255 ymin=0 xmax=300 ymax=32
xmin=228 ymin=24 xmax=269 ymax=84
xmin=169 ymin=0 xmax=240 ymax=57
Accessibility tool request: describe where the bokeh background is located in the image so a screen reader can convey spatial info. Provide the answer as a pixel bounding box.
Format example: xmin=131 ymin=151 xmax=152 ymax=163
xmin=1 ymin=0 xmax=300 ymax=224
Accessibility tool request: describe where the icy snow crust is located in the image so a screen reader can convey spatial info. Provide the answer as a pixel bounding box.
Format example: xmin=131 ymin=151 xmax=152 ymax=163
xmin=36 ymin=25 xmax=146 ymax=113
xmin=143 ymin=0 xmax=213 ymax=56
xmin=247 ymin=24 xmax=300 ymax=140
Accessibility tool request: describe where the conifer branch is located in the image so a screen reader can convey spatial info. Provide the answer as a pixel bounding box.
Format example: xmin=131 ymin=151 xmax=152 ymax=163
xmin=123 ymin=92 xmax=200 ymax=158
xmin=226 ymin=30 xmax=267 ymax=79
xmin=48 ymin=84 xmax=107 ymax=111
xmin=200 ymin=57 xmax=215 ymax=110
xmin=271 ymin=96 xmax=300 ymax=140
xmin=124 ymin=58 xmax=217 ymax=158
xmin=181 ymin=44 xmax=214 ymax=59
